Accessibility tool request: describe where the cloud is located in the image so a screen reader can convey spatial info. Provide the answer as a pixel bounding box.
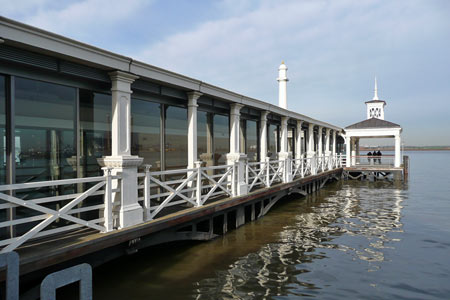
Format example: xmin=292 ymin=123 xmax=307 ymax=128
xmin=133 ymin=0 xmax=450 ymax=145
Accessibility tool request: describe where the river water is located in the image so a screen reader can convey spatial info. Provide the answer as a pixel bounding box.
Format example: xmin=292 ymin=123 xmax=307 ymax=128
xmin=92 ymin=151 xmax=450 ymax=299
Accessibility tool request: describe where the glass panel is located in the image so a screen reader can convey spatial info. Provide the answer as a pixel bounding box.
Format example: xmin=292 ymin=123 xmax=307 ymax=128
xmin=131 ymin=99 xmax=161 ymax=171
xmin=288 ymin=127 xmax=295 ymax=157
xmin=165 ymin=106 xmax=187 ymax=170
xmin=14 ymin=78 xmax=77 ymax=236
xmin=267 ymin=124 xmax=278 ymax=160
xmin=246 ymin=120 xmax=258 ymax=162
xmin=213 ymin=114 xmax=229 ymax=165
xmin=15 ymin=78 xmax=76 ymax=184
xmin=198 ymin=111 xmax=214 ymax=166
xmin=79 ymin=90 xmax=111 ymax=177
xmin=0 ymin=76 xmax=5 ymax=185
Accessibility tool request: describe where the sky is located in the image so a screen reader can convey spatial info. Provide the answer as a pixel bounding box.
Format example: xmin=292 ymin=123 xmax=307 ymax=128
xmin=1 ymin=0 xmax=449 ymax=146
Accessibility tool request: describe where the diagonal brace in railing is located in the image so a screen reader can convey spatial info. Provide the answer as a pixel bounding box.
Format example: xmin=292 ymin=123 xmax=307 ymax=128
xmin=0 ymin=181 xmax=106 ymax=253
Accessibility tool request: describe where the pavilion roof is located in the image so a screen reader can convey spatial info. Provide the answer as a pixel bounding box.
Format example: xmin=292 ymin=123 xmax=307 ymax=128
xmin=345 ymin=118 xmax=401 ymax=129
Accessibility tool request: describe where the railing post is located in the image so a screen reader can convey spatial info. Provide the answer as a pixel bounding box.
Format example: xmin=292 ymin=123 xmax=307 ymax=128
xmin=301 ymin=158 xmax=304 ymax=177
xmin=265 ymin=157 xmax=270 ymax=187
xmin=102 ymin=167 xmax=113 ymax=232
xmin=143 ymin=164 xmax=151 ymax=221
xmin=195 ymin=161 xmax=202 ymax=206
xmin=311 ymin=155 xmax=317 ymax=175
xmin=246 ymin=162 xmax=249 ymax=186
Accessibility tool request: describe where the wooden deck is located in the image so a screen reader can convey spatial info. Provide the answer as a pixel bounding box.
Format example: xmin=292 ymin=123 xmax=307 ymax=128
xmin=1 ymin=168 xmax=342 ymax=280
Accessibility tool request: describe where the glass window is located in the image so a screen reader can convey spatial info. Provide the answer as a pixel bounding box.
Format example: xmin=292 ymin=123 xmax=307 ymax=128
xmin=131 ymin=99 xmax=161 ymax=171
xmin=198 ymin=111 xmax=214 ymax=166
xmin=15 ymin=78 xmax=76 ymax=185
xmin=165 ymin=106 xmax=187 ymax=170
xmin=213 ymin=114 xmax=229 ymax=165
xmin=246 ymin=120 xmax=258 ymax=162
xmin=267 ymin=124 xmax=279 ymax=160
xmin=288 ymin=127 xmax=295 ymax=157
xmin=0 ymin=76 xmax=5 ymax=185
xmin=79 ymin=90 xmax=111 ymax=177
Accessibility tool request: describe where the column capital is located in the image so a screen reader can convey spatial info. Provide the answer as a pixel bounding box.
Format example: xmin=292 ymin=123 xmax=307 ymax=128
xmin=325 ymin=128 xmax=331 ymax=134
xmin=109 ymin=70 xmax=139 ymax=86
xmin=281 ymin=116 xmax=289 ymax=125
xmin=260 ymin=110 xmax=270 ymax=120
xmin=230 ymin=103 xmax=244 ymax=115
xmin=109 ymin=71 xmax=139 ymax=94
xmin=187 ymin=91 xmax=203 ymax=104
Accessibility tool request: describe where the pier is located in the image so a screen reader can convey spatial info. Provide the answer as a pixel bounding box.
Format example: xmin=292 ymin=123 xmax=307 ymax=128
xmin=0 ymin=16 xmax=408 ymax=297
xmin=0 ymin=16 xmax=349 ymax=288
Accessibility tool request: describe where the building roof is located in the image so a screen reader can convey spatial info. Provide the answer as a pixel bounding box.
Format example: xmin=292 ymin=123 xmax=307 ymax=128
xmin=365 ymin=99 xmax=386 ymax=104
xmin=345 ymin=118 xmax=401 ymax=129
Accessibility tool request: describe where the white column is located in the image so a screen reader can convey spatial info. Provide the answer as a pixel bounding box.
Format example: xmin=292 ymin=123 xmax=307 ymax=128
xmin=351 ymin=138 xmax=356 ymax=166
xmin=187 ymin=91 xmax=202 ymax=169
xmin=325 ymin=128 xmax=331 ymax=156
xmin=260 ymin=111 xmax=269 ymax=161
xmin=332 ymin=131 xmax=337 ymax=155
xmin=307 ymin=123 xmax=315 ymax=158
xmin=277 ymin=62 xmax=288 ymax=109
xmin=279 ymin=116 xmax=292 ymax=182
xmin=295 ymin=120 xmax=303 ymax=160
xmin=226 ymin=103 xmax=247 ymax=196
xmin=98 ymin=71 xmax=143 ymax=229
xmin=355 ymin=138 xmax=360 ymax=164
xmin=395 ymin=134 xmax=401 ymax=167
xmin=317 ymin=126 xmax=323 ymax=156
xmin=346 ymin=136 xmax=351 ymax=167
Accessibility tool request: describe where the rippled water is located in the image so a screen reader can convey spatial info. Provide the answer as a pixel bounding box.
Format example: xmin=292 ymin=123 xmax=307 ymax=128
xmin=92 ymin=151 xmax=450 ymax=299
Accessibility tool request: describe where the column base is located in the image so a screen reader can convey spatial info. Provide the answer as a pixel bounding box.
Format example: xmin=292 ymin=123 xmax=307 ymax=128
xmin=119 ymin=203 xmax=144 ymax=229
xmin=226 ymin=153 xmax=248 ymax=196
xmin=98 ymin=155 xmax=144 ymax=229
xmin=278 ymin=152 xmax=292 ymax=182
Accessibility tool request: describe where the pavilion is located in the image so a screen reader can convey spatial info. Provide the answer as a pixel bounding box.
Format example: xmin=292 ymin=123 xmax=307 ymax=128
xmin=344 ymin=79 xmax=403 ymax=168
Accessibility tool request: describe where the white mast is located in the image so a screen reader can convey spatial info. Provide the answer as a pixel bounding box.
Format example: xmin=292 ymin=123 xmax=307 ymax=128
xmin=277 ymin=61 xmax=288 ymax=109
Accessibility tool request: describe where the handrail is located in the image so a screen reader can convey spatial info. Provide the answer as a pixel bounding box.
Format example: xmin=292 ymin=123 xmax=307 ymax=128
xmin=0 ymin=153 xmax=344 ymax=251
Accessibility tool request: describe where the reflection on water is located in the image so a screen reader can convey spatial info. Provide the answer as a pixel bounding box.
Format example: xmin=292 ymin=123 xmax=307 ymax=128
xmin=92 ymin=152 xmax=450 ymax=299
xmin=193 ymin=181 xmax=406 ymax=299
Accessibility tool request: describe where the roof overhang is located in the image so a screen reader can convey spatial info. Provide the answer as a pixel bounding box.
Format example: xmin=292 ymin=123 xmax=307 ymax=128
xmin=0 ymin=16 xmax=343 ymax=131
xmin=344 ymin=127 xmax=402 ymax=138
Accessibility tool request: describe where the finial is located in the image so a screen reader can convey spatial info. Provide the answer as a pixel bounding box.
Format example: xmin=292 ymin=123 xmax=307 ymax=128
xmin=373 ymin=77 xmax=379 ymax=100
xmin=281 ymin=60 xmax=285 ymax=64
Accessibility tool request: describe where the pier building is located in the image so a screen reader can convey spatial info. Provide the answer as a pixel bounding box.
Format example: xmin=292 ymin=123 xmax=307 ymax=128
xmin=0 ymin=16 xmax=351 ymax=292
xmin=343 ymin=78 xmax=405 ymax=179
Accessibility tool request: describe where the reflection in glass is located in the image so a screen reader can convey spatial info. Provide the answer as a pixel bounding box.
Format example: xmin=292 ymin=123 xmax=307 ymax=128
xmin=165 ymin=106 xmax=187 ymax=170
xmin=0 ymin=76 xmax=5 ymax=185
xmin=14 ymin=77 xmax=77 ymax=236
xmin=79 ymin=90 xmax=111 ymax=177
xmin=213 ymin=114 xmax=229 ymax=165
xmin=15 ymin=77 xmax=76 ymax=184
xmin=131 ymin=99 xmax=161 ymax=171
xmin=267 ymin=124 xmax=279 ymax=160
xmin=288 ymin=127 xmax=295 ymax=157
xmin=246 ymin=120 xmax=258 ymax=162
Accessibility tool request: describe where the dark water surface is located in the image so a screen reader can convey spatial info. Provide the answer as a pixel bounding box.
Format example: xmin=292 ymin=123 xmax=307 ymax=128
xmin=93 ymin=151 xmax=450 ymax=299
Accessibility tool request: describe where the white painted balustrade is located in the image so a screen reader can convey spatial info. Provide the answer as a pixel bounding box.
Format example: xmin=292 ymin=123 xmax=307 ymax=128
xmin=0 ymin=154 xmax=344 ymax=252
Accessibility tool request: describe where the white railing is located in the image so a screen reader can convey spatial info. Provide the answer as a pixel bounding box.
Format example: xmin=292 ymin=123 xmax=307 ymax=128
xmin=350 ymin=155 xmax=395 ymax=167
xmin=139 ymin=163 xmax=235 ymax=221
xmin=0 ymin=168 xmax=118 ymax=253
xmin=0 ymin=154 xmax=344 ymax=251
xmin=245 ymin=159 xmax=285 ymax=193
